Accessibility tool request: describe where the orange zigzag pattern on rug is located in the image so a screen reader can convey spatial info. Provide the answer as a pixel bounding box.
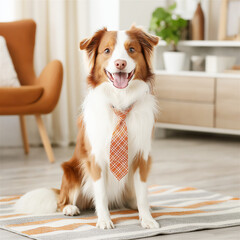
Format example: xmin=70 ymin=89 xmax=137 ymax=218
xmin=21 ymin=210 xmax=205 ymax=235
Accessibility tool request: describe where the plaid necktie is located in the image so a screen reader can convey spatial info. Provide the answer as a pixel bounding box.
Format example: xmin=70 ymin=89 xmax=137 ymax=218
xmin=110 ymin=105 xmax=132 ymax=181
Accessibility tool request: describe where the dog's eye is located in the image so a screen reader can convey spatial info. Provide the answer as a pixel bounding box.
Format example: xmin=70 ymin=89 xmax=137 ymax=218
xmin=129 ymin=47 xmax=135 ymax=53
xmin=104 ymin=48 xmax=110 ymax=54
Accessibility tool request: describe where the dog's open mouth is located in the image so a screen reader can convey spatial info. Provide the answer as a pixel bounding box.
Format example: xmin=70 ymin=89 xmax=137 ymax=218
xmin=105 ymin=69 xmax=135 ymax=89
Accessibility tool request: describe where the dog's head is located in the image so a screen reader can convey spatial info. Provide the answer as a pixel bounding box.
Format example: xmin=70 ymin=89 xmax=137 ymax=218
xmin=80 ymin=26 xmax=159 ymax=89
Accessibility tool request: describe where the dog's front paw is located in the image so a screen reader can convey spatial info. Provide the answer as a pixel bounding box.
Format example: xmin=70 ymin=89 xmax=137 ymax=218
xmin=63 ymin=205 xmax=80 ymax=216
xmin=96 ymin=217 xmax=114 ymax=229
xmin=141 ymin=217 xmax=160 ymax=229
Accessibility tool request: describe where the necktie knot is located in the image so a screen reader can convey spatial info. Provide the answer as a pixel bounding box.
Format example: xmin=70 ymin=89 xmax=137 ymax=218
xmin=112 ymin=105 xmax=133 ymax=122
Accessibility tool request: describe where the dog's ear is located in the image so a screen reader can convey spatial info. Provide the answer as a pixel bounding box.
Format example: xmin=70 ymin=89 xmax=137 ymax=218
xmin=80 ymin=28 xmax=107 ymax=68
xmin=129 ymin=25 xmax=159 ymax=46
xmin=127 ymin=25 xmax=159 ymax=69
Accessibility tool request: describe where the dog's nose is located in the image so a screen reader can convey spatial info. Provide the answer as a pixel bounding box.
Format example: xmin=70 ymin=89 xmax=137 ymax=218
xmin=114 ymin=59 xmax=127 ymax=70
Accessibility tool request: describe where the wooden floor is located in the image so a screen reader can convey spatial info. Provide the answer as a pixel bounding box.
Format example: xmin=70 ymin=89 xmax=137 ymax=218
xmin=0 ymin=131 xmax=240 ymax=239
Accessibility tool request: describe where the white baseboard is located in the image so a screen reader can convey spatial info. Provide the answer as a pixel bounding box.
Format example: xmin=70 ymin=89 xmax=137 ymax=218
xmin=155 ymin=122 xmax=240 ymax=136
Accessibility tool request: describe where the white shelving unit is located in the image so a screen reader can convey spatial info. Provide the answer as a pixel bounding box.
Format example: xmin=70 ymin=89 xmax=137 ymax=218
xmin=154 ymin=40 xmax=240 ymax=76
xmin=155 ymin=70 xmax=240 ymax=79
xmin=158 ymin=40 xmax=240 ymax=47
xmin=154 ymin=40 xmax=240 ymax=135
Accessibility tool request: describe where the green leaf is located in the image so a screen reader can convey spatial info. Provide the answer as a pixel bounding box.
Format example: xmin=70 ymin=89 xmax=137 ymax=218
xmin=168 ymin=2 xmax=176 ymax=11
xmin=149 ymin=2 xmax=187 ymax=47
xmin=152 ymin=8 xmax=168 ymax=20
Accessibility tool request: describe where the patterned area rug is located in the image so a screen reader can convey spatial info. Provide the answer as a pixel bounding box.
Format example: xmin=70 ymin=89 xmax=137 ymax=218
xmin=0 ymin=185 xmax=240 ymax=240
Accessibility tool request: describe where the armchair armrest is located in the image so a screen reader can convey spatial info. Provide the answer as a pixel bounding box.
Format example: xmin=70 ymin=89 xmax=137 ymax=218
xmin=35 ymin=60 xmax=63 ymax=113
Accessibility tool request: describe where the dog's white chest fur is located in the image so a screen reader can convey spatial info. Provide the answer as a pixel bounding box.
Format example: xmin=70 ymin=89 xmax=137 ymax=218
xmin=82 ymin=80 xmax=156 ymax=203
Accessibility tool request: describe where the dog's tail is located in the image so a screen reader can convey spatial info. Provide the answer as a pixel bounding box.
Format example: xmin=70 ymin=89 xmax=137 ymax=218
xmin=15 ymin=188 xmax=60 ymax=214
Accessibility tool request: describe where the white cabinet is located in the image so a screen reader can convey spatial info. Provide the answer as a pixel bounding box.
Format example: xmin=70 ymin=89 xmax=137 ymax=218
xmin=154 ymin=41 xmax=240 ymax=135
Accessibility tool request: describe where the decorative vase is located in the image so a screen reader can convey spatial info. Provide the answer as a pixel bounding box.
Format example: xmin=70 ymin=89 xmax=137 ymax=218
xmin=163 ymin=52 xmax=186 ymax=72
xmin=191 ymin=2 xmax=204 ymax=40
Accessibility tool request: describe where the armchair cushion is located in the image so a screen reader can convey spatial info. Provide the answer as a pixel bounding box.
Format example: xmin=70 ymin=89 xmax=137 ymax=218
xmin=0 ymin=36 xmax=20 ymax=87
xmin=0 ymin=86 xmax=43 ymax=107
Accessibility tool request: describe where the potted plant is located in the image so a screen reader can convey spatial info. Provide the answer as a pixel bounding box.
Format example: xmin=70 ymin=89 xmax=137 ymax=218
xmin=150 ymin=3 xmax=187 ymax=72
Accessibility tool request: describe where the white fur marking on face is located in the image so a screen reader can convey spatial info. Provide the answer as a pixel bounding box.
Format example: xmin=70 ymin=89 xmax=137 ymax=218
xmin=106 ymin=31 xmax=135 ymax=74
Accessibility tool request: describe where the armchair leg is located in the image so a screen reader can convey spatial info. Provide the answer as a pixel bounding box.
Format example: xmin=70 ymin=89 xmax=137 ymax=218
xmin=35 ymin=115 xmax=55 ymax=163
xmin=19 ymin=115 xmax=29 ymax=154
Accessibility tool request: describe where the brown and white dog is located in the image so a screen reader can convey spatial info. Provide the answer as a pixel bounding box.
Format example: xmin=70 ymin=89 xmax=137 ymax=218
xmin=15 ymin=26 xmax=160 ymax=229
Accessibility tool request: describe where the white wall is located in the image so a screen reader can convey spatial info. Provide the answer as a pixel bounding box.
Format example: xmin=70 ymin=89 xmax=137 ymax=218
xmin=119 ymin=0 xmax=167 ymax=30
xmin=89 ymin=0 xmax=119 ymax=34
xmin=89 ymin=0 xmax=167 ymax=33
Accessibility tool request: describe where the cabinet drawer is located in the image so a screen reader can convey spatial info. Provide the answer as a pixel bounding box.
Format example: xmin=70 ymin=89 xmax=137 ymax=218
xmin=155 ymin=75 xmax=215 ymax=102
xmin=156 ymin=100 xmax=214 ymax=127
xmin=216 ymin=78 xmax=240 ymax=130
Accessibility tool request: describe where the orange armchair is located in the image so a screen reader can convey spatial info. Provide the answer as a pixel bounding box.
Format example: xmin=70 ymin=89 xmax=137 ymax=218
xmin=0 ymin=19 xmax=63 ymax=163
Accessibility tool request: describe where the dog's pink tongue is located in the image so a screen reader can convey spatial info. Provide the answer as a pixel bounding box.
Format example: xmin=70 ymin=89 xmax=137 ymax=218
xmin=113 ymin=73 xmax=128 ymax=89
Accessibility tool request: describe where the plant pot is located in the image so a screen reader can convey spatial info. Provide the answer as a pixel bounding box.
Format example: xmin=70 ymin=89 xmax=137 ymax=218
xmin=163 ymin=51 xmax=186 ymax=72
